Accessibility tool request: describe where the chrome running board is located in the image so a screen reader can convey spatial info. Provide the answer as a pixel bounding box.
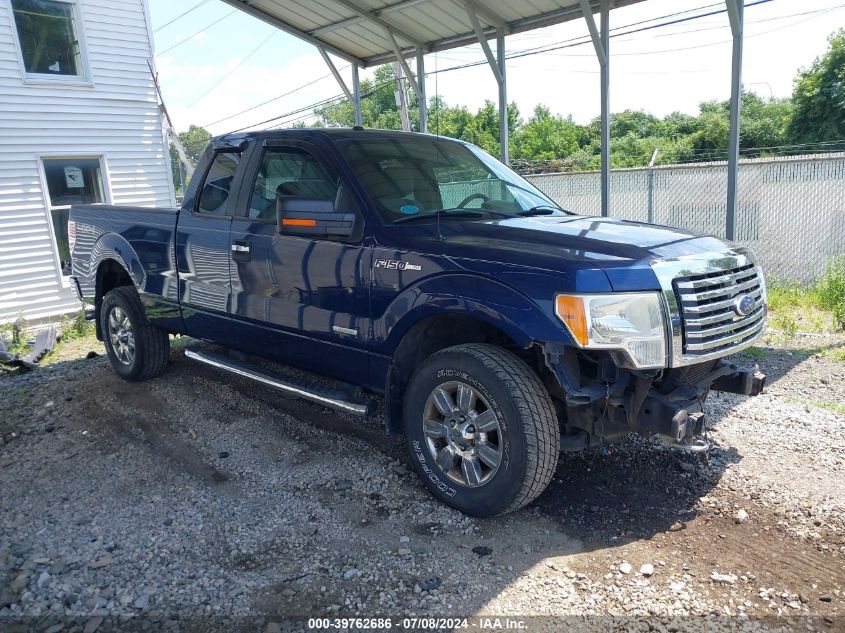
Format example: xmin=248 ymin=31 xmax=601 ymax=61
xmin=185 ymin=348 xmax=373 ymax=416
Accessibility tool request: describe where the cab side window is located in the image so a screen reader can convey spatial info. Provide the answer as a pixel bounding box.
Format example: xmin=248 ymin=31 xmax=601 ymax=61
xmin=248 ymin=149 xmax=338 ymax=221
xmin=197 ymin=151 xmax=241 ymax=216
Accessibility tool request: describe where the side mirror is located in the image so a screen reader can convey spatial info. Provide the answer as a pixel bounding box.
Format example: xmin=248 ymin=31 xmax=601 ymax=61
xmin=277 ymin=197 xmax=355 ymax=238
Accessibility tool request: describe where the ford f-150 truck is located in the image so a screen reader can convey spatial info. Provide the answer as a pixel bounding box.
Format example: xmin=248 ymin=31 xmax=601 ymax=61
xmin=69 ymin=128 xmax=767 ymax=516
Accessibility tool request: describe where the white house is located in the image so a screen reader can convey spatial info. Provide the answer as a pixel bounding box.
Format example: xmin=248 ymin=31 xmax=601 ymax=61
xmin=0 ymin=0 xmax=175 ymax=323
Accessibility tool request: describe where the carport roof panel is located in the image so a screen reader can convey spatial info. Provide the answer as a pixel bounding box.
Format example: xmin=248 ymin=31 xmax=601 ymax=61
xmin=221 ymin=0 xmax=646 ymax=67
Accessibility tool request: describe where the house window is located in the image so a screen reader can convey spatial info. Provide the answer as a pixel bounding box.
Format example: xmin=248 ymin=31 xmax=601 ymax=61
xmin=42 ymin=157 xmax=105 ymax=275
xmin=10 ymin=0 xmax=84 ymax=78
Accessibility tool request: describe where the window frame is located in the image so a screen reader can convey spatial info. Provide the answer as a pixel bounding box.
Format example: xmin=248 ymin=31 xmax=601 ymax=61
xmin=7 ymin=0 xmax=93 ymax=86
xmin=192 ymin=149 xmax=244 ymax=219
xmin=37 ymin=153 xmax=111 ymax=286
xmin=232 ymin=139 xmax=365 ymax=243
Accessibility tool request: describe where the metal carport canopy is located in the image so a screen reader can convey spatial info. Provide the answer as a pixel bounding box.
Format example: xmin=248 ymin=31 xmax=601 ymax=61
xmin=219 ymin=0 xmax=748 ymax=240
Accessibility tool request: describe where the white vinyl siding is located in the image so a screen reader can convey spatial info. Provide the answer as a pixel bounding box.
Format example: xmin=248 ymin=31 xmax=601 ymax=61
xmin=0 ymin=0 xmax=175 ymax=323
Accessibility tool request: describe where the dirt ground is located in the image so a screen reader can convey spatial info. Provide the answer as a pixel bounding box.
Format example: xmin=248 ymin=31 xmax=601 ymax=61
xmin=1 ymin=332 xmax=843 ymax=633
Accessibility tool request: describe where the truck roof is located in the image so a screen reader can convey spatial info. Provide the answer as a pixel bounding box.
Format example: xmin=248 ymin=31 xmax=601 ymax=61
xmin=212 ymin=127 xmax=469 ymax=150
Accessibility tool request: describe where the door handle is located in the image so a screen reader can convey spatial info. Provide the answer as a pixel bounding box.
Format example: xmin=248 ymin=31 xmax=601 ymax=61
xmin=231 ymin=240 xmax=251 ymax=261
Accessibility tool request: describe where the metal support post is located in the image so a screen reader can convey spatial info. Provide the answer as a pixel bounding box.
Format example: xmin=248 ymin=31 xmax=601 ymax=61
xmin=318 ymin=47 xmax=353 ymax=102
xmin=463 ymin=3 xmax=508 ymax=164
xmin=394 ymin=63 xmax=411 ymax=131
xmin=320 ymin=46 xmax=366 ymax=128
xmin=497 ymin=31 xmax=508 ymax=165
xmin=647 ymin=148 xmax=658 ymax=224
xmin=416 ymin=48 xmax=427 ymax=133
xmin=725 ymin=0 xmax=744 ymax=241
xmin=599 ymin=0 xmax=609 ymax=217
xmin=351 ymin=64 xmax=363 ymax=127
xmin=579 ymin=0 xmax=610 ymax=217
xmin=385 ymin=29 xmax=422 ymax=101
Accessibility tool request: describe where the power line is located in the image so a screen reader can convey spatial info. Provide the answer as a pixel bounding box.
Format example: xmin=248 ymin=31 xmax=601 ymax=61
xmin=157 ymin=9 xmax=237 ymax=56
xmin=230 ymin=93 xmax=353 ymax=132
xmin=650 ymin=4 xmax=844 ymax=38
xmin=188 ymin=32 xmax=277 ymax=107
xmin=257 ymin=75 xmax=405 ymax=131
xmin=205 ymin=0 xmax=835 ymax=133
xmin=153 ymin=0 xmax=211 ymax=33
xmin=237 ymin=73 xmax=407 ymax=131
xmin=200 ymin=68 xmax=344 ymax=128
xmin=480 ymin=0 xmax=774 ymax=62
xmin=198 ymin=0 xmax=724 ymax=129
xmin=209 ymin=1 xmax=734 ymax=132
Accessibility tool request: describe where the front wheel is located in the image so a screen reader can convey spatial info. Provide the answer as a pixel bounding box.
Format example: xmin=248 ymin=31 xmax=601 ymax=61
xmin=100 ymin=286 xmax=170 ymax=381
xmin=403 ymin=344 xmax=560 ymax=517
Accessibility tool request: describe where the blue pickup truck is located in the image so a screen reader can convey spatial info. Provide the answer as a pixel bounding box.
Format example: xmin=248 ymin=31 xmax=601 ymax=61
xmin=69 ymin=128 xmax=767 ymax=516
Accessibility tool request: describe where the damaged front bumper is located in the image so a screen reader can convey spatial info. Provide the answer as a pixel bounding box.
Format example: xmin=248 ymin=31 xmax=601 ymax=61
xmin=543 ymin=343 xmax=766 ymax=449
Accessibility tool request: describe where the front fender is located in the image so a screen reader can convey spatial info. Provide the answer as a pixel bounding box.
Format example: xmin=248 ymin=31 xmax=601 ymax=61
xmin=377 ymin=273 xmax=575 ymax=353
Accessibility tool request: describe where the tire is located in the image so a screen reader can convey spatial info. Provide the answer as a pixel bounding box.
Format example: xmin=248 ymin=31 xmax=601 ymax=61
xmin=100 ymin=286 xmax=170 ymax=382
xmin=403 ymin=343 xmax=560 ymax=517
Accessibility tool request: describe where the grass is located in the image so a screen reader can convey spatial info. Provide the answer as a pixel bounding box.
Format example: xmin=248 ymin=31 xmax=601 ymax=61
xmin=786 ymin=396 xmax=845 ymax=415
xmin=59 ymin=310 xmax=95 ymax=342
xmin=1 ymin=310 xmax=96 ymax=373
xmin=0 ymin=316 xmax=30 ymax=357
xmin=814 ymin=400 xmax=845 ymax=416
xmin=766 ymin=255 xmax=845 ymax=338
xmin=825 ymin=346 xmax=845 ymax=362
xmin=817 ymin=256 xmax=845 ymax=329
xmin=744 ymin=346 xmax=769 ymax=359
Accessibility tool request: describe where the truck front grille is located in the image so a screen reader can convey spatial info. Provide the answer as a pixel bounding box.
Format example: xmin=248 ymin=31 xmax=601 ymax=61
xmin=674 ymin=264 xmax=766 ymax=357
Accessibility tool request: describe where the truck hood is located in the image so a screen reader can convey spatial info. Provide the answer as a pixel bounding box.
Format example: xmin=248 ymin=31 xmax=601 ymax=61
xmin=385 ymin=215 xmax=735 ymax=291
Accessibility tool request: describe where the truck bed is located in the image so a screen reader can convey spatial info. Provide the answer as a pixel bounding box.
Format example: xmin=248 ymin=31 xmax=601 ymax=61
xmin=69 ymin=203 xmax=179 ymax=304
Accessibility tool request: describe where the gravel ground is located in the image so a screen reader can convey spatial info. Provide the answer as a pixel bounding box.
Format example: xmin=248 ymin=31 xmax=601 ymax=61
xmin=0 ymin=332 xmax=843 ymax=633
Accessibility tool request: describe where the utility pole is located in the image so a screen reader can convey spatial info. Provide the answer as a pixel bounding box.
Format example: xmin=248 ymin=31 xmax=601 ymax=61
xmin=394 ymin=62 xmax=411 ymax=132
xmin=147 ymin=60 xmax=194 ymax=184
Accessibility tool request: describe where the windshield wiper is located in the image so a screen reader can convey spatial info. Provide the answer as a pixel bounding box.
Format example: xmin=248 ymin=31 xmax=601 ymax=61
xmin=392 ymin=209 xmax=490 ymax=224
xmin=515 ymin=205 xmax=562 ymax=217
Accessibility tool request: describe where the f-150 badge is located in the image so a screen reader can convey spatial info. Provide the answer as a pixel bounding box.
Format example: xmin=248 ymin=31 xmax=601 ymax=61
xmin=375 ymin=259 xmax=422 ymax=271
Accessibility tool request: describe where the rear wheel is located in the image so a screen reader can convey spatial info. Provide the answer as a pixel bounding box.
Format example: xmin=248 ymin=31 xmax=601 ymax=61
xmin=100 ymin=286 xmax=169 ymax=381
xmin=403 ymin=344 xmax=560 ymax=517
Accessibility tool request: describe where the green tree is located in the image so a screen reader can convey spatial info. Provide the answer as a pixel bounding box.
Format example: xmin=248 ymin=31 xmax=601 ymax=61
xmin=689 ymin=92 xmax=793 ymax=159
xmin=169 ymin=125 xmax=212 ymax=193
xmin=789 ymin=29 xmax=845 ymax=145
xmin=511 ymin=105 xmax=580 ymax=160
xmin=315 ymin=65 xmax=419 ymax=130
xmin=610 ymin=110 xmax=662 ymax=138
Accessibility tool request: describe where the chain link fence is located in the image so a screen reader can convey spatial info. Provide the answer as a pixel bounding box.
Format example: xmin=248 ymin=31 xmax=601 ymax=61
xmin=526 ymin=153 xmax=845 ymax=283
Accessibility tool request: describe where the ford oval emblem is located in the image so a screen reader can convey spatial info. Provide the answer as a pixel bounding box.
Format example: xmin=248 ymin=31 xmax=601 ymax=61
xmin=734 ymin=294 xmax=755 ymax=317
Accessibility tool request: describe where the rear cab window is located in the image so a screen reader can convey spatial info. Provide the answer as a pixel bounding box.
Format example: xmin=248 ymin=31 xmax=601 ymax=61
xmin=196 ymin=151 xmax=241 ymax=216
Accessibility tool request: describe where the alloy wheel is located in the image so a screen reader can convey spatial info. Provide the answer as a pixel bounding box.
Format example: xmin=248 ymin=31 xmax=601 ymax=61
xmin=107 ymin=306 xmax=135 ymax=366
xmin=422 ymin=381 xmax=503 ymax=487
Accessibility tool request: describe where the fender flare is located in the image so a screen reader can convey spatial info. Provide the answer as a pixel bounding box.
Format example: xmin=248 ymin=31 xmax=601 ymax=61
xmin=380 ymin=273 xmax=572 ymax=353
xmin=90 ymin=233 xmax=145 ymax=292
xmin=379 ymin=273 xmax=573 ymax=434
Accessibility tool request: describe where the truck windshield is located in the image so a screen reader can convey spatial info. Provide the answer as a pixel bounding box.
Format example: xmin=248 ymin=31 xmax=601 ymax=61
xmin=335 ymin=136 xmax=568 ymax=224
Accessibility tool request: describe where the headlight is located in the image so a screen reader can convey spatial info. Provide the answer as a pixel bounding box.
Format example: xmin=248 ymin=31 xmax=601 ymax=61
xmin=555 ymin=293 xmax=666 ymax=369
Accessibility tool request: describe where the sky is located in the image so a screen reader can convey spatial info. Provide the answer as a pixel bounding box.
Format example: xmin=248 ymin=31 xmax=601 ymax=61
xmin=148 ymin=0 xmax=845 ymax=137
